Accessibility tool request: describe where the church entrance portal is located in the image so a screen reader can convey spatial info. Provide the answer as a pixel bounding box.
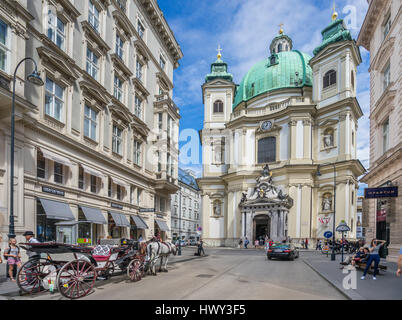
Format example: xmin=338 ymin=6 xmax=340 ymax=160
xmin=254 ymin=215 xmax=270 ymax=241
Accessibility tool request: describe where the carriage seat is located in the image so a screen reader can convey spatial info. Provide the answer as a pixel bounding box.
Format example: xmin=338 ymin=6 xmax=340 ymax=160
xmin=92 ymin=245 xmax=112 ymax=262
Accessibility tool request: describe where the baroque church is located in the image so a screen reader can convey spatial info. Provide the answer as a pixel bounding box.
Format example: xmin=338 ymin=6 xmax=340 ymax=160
xmin=197 ymin=14 xmax=365 ymax=247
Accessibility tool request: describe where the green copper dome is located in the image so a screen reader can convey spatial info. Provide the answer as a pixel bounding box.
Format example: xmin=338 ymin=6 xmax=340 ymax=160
xmin=233 ymin=50 xmax=312 ymax=109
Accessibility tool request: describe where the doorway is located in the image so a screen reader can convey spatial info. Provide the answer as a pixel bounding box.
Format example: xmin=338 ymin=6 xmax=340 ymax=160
xmin=254 ymin=215 xmax=270 ymax=241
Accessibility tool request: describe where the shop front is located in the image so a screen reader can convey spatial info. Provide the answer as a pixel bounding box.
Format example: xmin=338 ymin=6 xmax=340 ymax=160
xmin=36 ymin=197 xmax=75 ymax=243
xmin=130 ymin=215 xmax=148 ymax=240
xmin=108 ymin=211 xmax=130 ymax=239
xmin=154 ymin=219 xmax=170 ymax=241
xmin=77 ymin=206 xmax=107 ymax=245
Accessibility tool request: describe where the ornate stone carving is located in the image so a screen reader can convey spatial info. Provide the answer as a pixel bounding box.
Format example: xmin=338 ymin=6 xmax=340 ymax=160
xmin=322 ymin=193 xmax=332 ymax=211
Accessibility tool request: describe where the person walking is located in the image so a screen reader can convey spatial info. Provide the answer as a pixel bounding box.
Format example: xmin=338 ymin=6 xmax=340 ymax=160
xmin=3 ymin=238 xmax=22 ymax=282
xmin=244 ymin=237 xmax=249 ymax=249
xmin=305 ymin=238 xmax=309 ymax=249
xmin=361 ymin=239 xmax=386 ymax=280
xmin=198 ymin=239 xmax=205 ymax=256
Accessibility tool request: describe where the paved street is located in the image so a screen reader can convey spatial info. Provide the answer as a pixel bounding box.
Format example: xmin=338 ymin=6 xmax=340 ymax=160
xmin=10 ymin=248 xmax=346 ymax=300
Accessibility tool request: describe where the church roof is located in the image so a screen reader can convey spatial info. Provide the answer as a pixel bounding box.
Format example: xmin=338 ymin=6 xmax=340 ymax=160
xmin=313 ymin=19 xmax=352 ymax=56
xmin=204 ymin=56 xmax=233 ymax=83
xmin=233 ymin=50 xmax=313 ymax=109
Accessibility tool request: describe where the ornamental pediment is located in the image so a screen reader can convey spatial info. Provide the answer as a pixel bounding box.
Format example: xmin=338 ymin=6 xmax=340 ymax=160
xmin=130 ymin=118 xmax=150 ymax=138
xmin=318 ymin=119 xmax=339 ymax=128
xmin=37 ymin=46 xmax=79 ymax=82
xmin=370 ymin=36 xmax=395 ymax=72
xmin=109 ymin=103 xmax=132 ymax=124
xmin=79 ymin=77 xmax=109 ymax=106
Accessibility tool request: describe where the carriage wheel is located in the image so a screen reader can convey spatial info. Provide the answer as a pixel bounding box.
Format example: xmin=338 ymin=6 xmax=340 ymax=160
xmin=56 ymin=259 xmax=96 ymax=299
xmin=127 ymin=259 xmax=143 ymax=282
xmin=17 ymin=259 xmax=57 ymax=294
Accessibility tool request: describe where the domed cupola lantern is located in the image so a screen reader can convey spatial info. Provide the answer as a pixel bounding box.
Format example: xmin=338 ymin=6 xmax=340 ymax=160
xmin=269 ymin=24 xmax=293 ymax=55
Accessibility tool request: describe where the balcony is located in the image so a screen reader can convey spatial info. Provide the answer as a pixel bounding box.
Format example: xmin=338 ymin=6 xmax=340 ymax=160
xmin=155 ymin=171 xmax=179 ymax=193
xmin=154 ymin=93 xmax=180 ymax=116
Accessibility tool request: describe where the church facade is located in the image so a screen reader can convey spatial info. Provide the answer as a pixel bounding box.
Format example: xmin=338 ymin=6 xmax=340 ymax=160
xmin=198 ymin=17 xmax=365 ymax=247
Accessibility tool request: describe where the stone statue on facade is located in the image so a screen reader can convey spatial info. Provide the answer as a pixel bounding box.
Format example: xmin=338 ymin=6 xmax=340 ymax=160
xmin=213 ymin=201 xmax=221 ymax=216
xmin=322 ymin=195 xmax=332 ymax=211
xmin=323 ymin=132 xmax=333 ymax=148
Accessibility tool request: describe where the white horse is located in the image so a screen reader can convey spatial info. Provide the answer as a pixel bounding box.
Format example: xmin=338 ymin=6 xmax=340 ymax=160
xmin=158 ymin=241 xmax=177 ymax=272
xmin=146 ymin=241 xmax=177 ymax=275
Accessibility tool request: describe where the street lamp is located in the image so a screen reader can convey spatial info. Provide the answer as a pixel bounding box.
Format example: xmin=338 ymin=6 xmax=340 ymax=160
xmin=317 ymin=162 xmax=337 ymax=261
xmin=336 ymin=220 xmax=351 ymax=264
xmin=8 ymin=58 xmax=44 ymax=239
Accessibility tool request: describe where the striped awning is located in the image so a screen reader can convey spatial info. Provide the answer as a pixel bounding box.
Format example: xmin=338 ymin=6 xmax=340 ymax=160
xmin=131 ymin=215 xmax=148 ymax=230
xmin=155 ymin=219 xmax=170 ymax=232
xmin=109 ymin=211 xmax=130 ymax=227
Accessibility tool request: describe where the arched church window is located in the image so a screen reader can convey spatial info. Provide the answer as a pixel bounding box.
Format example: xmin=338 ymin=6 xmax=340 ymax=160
xmin=258 ymin=136 xmax=276 ymax=163
xmin=213 ymin=100 xmax=223 ymax=113
xmin=323 ymin=69 xmax=336 ymax=88
xmin=285 ymin=44 xmax=288 ymax=51
xmin=277 ymin=43 xmax=282 ymax=52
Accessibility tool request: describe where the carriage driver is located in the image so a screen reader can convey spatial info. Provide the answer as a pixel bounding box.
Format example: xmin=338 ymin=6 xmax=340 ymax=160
xmin=22 ymin=231 xmax=41 ymax=285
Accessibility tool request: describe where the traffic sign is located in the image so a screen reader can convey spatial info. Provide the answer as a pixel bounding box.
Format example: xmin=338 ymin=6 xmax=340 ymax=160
xmin=324 ymin=231 xmax=333 ymax=239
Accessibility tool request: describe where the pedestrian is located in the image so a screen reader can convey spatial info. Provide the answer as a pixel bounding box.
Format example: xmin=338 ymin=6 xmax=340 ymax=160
xmin=198 ymin=239 xmax=205 ymax=256
xmin=254 ymin=239 xmax=259 ymax=248
xmin=0 ymin=235 xmax=3 ymax=264
xmin=305 ymin=238 xmax=309 ymax=249
xmin=259 ymin=237 xmax=264 ymax=247
xmin=3 ymin=238 xmax=22 ymax=282
xmin=22 ymin=231 xmax=40 ymax=283
xmin=301 ymin=239 xmax=305 ymax=249
xmin=238 ymin=238 xmax=243 ymax=249
xmin=361 ymin=239 xmax=386 ymax=280
xmin=397 ymin=247 xmax=402 ymax=277
xmin=244 ymin=237 xmax=249 ymax=249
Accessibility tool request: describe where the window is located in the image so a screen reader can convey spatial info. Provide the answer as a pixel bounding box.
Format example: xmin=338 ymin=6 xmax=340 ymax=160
xmin=351 ymin=191 xmax=354 ymax=205
xmin=108 ymin=177 xmax=112 ymax=197
xmin=78 ymin=166 xmax=84 ymax=189
xmin=86 ymin=48 xmax=99 ymax=80
xmin=117 ymin=0 xmax=126 ymax=12
xmin=277 ymin=43 xmax=282 ymax=52
xmin=88 ymin=0 xmax=100 ymax=33
xmin=158 ymin=113 xmax=163 ymax=130
xmin=136 ymin=60 xmax=143 ymax=80
xmin=114 ymin=76 xmax=123 ymax=101
xmin=160 ymin=197 xmax=165 ymax=212
xmin=47 ymin=11 xmax=65 ymax=50
xmin=351 ymin=70 xmax=355 ymax=89
xmin=54 ymin=162 xmax=63 ymax=184
xmin=90 ymin=175 xmax=97 ymax=193
xmin=383 ymin=118 xmax=389 ymax=153
xmin=167 ymin=153 xmax=171 ymax=177
xmin=45 ymin=78 xmax=64 ymax=122
xmin=383 ymin=63 xmax=390 ymax=90
xmin=383 ymin=15 xmax=391 ymax=39
xmin=157 ymin=151 xmax=161 ymax=172
xmin=167 ymin=116 xmax=173 ymax=140
xmin=116 ymin=184 xmax=121 ymax=200
xmin=37 ymin=150 xmax=45 ymax=178
xmin=115 ymin=33 xmax=124 ymax=60
xmin=323 ymin=70 xmax=336 ymax=88
xmin=134 ymin=95 xmax=142 ymax=119
xmin=112 ymin=125 xmax=123 ymax=155
xmin=0 ymin=20 xmax=10 ymax=72
xmin=84 ymin=105 xmax=98 ymax=141
xmin=213 ymin=100 xmax=223 ymax=113
xmin=160 ymin=56 xmax=165 ymax=70
xmin=137 ymin=188 xmax=142 ymax=205
xmin=133 ymin=140 xmax=142 ymax=166
xmin=258 ymin=137 xmax=276 ymax=163
xmin=137 ymin=21 xmax=145 ymax=38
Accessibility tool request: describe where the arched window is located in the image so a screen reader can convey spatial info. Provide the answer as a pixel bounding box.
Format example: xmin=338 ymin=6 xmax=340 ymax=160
xmin=323 ymin=69 xmax=336 ymax=88
xmin=277 ymin=43 xmax=282 ymax=52
xmin=351 ymin=70 xmax=355 ymax=89
xmin=258 ymin=136 xmax=276 ymax=163
xmin=213 ymin=100 xmax=223 ymax=113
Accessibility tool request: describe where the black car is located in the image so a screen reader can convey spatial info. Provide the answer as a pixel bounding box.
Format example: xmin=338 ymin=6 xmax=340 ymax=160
xmin=267 ymin=243 xmax=299 ymax=261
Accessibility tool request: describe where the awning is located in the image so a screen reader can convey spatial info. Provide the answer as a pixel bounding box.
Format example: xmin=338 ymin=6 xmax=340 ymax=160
xmin=81 ymin=206 xmax=107 ymax=224
xmin=81 ymin=164 xmax=105 ymax=180
xmin=39 ymin=148 xmax=73 ymax=168
xmin=111 ymin=177 xmax=129 ymax=189
xmin=109 ymin=211 xmax=130 ymax=227
xmin=131 ymin=215 xmax=148 ymax=229
xmin=38 ymin=198 xmax=75 ymax=221
xmin=155 ymin=219 xmax=170 ymax=232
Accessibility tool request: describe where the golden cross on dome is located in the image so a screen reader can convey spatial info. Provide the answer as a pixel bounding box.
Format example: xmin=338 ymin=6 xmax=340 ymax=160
xmin=217 ymin=45 xmax=222 ymax=59
xmin=278 ymin=23 xmax=284 ymax=34
xmin=332 ymin=2 xmax=338 ymax=21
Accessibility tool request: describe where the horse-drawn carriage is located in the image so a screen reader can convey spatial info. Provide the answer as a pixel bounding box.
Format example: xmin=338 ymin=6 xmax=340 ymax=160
xmin=17 ymin=240 xmax=148 ymax=299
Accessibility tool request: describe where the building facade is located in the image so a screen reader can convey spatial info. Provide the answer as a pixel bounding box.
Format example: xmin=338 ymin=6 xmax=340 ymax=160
xmin=0 ymin=0 xmax=182 ymax=247
xmin=171 ymin=168 xmax=201 ymax=242
xmin=358 ymin=0 xmax=401 ymax=262
xmin=198 ymin=16 xmax=365 ymax=247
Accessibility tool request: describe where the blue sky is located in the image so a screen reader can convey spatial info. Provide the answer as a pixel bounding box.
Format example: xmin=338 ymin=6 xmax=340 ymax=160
xmin=158 ymin=0 xmax=370 ymax=193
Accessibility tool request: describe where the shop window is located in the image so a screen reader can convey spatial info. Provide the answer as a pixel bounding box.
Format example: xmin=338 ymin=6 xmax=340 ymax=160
xmin=37 ymin=150 xmax=46 ymax=178
xmin=78 ymin=209 xmax=91 ymax=243
xmin=54 ymin=162 xmax=63 ymax=184
xmin=36 ymin=200 xmax=56 ymax=242
xmin=108 ymin=213 xmax=121 ymax=239
xmin=108 ymin=176 xmax=112 ymax=197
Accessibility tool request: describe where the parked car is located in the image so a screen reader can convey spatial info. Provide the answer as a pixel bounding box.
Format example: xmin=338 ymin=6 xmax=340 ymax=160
xmin=189 ymin=239 xmax=197 ymax=246
xmin=267 ymin=243 xmax=299 ymax=261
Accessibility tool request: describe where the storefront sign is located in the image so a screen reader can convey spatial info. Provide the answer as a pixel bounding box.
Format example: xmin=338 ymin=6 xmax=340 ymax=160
xmin=77 ymin=238 xmax=91 ymax=244
xmin=111 ymin=203 xmax=123 ymax=210
xmin=42 ymin=186 xmax=65 ymax=197
xmin=139 ymin=208 xmax=155 ymax=213
xmin=364 ymin=187 xmax=398 ymax=199
xmin=376 ymin=209 xmax=386 ymax=222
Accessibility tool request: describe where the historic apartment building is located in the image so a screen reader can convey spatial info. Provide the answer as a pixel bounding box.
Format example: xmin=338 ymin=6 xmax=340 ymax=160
xmin=358 ymin=0 xmax=401 ymax=262
xmin=198 ymin=14 xmax=365 ymax=247
xmin=0 ymin=0 xmax=182 ymax=246
xmin=171 ymin=168 xmax=201 ymax=242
